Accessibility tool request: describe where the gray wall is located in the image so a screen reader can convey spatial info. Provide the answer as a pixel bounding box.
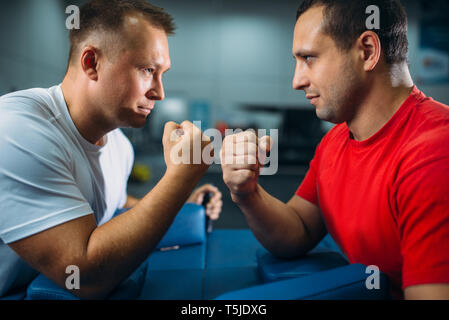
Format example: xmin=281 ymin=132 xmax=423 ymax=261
xmin=0 ymin=0 xmax=69 ymax=92
xmin=1 ymin=0 xmax=448 ymax=127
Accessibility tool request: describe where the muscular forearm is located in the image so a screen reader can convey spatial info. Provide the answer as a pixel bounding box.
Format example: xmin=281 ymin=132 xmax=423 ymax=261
xmin=80 ymin=170 xmax=201 ymax=298
xmin=233 ymin=185 xmax=315 ymax=259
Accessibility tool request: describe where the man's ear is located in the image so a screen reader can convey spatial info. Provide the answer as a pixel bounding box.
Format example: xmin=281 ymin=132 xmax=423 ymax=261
xmin=80 ymin=47 xmax=99 ymax=80
xmin=357 ymin=31 xmax=381 ymax=72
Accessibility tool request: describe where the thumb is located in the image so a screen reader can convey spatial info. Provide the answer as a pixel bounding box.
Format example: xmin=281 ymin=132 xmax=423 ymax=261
xmin=195 ymin=192 xmax=205 ymax=205
xmin=258 ymin=135 xmax=272 ymax=153
xmin=163 ymin=121 xmax=182 ymax=144
xmin=164 ymin=121 xmax=181 ymax=134
xmin=258 ymin=136 xmax=272 ymax=167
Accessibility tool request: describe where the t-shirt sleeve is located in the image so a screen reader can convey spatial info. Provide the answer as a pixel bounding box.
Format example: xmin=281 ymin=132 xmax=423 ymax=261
xmin=0 ymin=111 xmax=93 ymax=244
xmin=295 ymin=141 xmax=321 ymax=205
xmin=295 ymin=159 xmax=318 ymax=205
xmin=394 ymin=133 xmax=449 ymax=289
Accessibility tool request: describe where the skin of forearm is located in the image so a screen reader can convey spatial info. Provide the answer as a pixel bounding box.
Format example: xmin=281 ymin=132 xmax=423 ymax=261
xmin=234 ymin=184 xmax=314 ymax=259
xmin=78 ymin=170 xmax=202 ymax=298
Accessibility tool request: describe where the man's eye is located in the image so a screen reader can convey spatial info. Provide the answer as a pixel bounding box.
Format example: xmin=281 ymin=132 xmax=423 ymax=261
xmin=304 ymin=56 xmax=312 ymax=62
xmin=144 ymin=68 xmax=154 ymax=74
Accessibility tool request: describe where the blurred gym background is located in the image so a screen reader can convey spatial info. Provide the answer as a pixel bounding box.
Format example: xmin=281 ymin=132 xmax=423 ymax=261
xmin=1 ymin=0 xmax=448 ymax=229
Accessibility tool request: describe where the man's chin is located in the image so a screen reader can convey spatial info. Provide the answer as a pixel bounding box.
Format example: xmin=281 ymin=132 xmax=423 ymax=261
xmin=315 ymin=107 xmax=332 ymax=122
xmin=315 ymin=108 xmax=342 ymax=125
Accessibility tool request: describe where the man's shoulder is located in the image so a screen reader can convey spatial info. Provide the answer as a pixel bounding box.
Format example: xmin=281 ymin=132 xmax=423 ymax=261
xmin=413 ymin=89 xmax=449 ymax=119
xmin=405 ymin=92 xmax=449 ymax=145
xmin=0 ymin=86 xmax=61 ymax=120
xmin=402 ymin=123 xmax=449 ymax=160
xmin=1 ymin=87 xmax=50 ymax=99
xmin=1 ymin=87 xmax=53 ymax=105
xmin=0 ymin=86 xmax=71 ymax=159
xmin=0 ymin=86 xmax=62 ymax=129
xmin=397 ymin=95 xmax=449 ymax=169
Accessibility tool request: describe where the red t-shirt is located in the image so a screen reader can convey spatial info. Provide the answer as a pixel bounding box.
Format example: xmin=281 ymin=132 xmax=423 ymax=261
xmin=296 ymin=86 xmax=449 ymax=298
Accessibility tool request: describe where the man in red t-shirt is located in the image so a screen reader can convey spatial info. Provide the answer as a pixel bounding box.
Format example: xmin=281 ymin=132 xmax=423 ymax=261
xmin=220 ymin=0 xmax=449 ymax=299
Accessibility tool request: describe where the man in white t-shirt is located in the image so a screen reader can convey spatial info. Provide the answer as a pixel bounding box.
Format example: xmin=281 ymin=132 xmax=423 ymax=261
xmin=0 ymin=0 xmax=221 ymax=298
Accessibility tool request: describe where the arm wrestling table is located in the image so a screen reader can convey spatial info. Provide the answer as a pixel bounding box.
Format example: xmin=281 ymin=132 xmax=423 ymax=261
xmin=2 ymin=204 xmax=391 ymax=300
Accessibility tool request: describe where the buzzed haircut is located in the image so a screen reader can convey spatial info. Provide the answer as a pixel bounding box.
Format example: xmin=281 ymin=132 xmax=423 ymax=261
xmin=296 ymin=0 xmax=408 ymax=65
xmin=68 ymin=0 xmax=176 ymax=66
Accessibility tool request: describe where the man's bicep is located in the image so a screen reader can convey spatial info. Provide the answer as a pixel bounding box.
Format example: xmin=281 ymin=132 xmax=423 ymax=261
xmin=287 ymin=194 xmax=327 ymax=246
xmin=8 ymin=214 xmax=97 ymax=286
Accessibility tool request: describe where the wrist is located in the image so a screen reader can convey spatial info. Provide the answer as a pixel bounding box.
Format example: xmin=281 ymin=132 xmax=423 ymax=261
xmin=230 ymin=184 xmax=261 ymax=207
xmin=164 ymin=165 xmax=205 ymax=187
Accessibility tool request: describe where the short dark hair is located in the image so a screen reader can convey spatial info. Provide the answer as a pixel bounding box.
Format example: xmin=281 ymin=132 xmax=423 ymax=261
xmin=68 ymin=0 xmax=176 ymax=65
xmin=296 ymin=0 xmax=408 ymax=65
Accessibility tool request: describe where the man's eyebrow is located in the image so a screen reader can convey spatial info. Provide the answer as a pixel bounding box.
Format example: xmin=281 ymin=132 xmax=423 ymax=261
xmin=293 ymin=49 xmax=315 ymax=58
xmin=154 ymin=62 xmax=171 ymax=72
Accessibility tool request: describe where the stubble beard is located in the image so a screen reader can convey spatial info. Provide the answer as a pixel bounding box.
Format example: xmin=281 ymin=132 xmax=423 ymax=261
xmin=316 ymin=57 xmax=363 ymax=125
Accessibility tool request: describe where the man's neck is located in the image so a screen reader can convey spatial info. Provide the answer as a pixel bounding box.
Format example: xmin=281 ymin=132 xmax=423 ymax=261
xmin=61 ymin=73 xmax=110 ymax=146
xmin=347 ymin=64 xmax=414 ymax=141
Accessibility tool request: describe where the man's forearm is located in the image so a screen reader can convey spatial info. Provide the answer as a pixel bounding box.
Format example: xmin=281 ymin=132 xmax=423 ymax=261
xmin=234 ymin=185 xmax=315 ymax=258
xmin=80 ymin=170 xmax=202 ymax=298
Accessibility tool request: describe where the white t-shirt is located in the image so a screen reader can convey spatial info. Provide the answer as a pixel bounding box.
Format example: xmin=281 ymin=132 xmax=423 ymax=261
xmin=0 ymin=85 xmax=134 ymax=296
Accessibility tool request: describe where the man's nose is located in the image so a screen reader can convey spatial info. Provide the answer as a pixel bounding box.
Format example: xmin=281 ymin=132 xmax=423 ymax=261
xmin=292 ymin=63 xmax=310 ymax=91
xmin=146 ymin=78 xmax=165 ymax=101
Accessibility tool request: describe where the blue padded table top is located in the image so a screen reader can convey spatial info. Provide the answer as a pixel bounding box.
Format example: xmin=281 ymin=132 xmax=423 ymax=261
xmin=147 ymin=242 xmax=206 ymax=271
xmin=203 ymin=229 xmax=267 ymax=299
xmin=141 ymin=229 xmax=266 ymax=299
xmin=140 ymin=243 xmax=206 ymax=299
xmin=206 ymin=229 xmax=267 ymax=268
xmin=215 ymin=263 xmax=391 ymax=300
